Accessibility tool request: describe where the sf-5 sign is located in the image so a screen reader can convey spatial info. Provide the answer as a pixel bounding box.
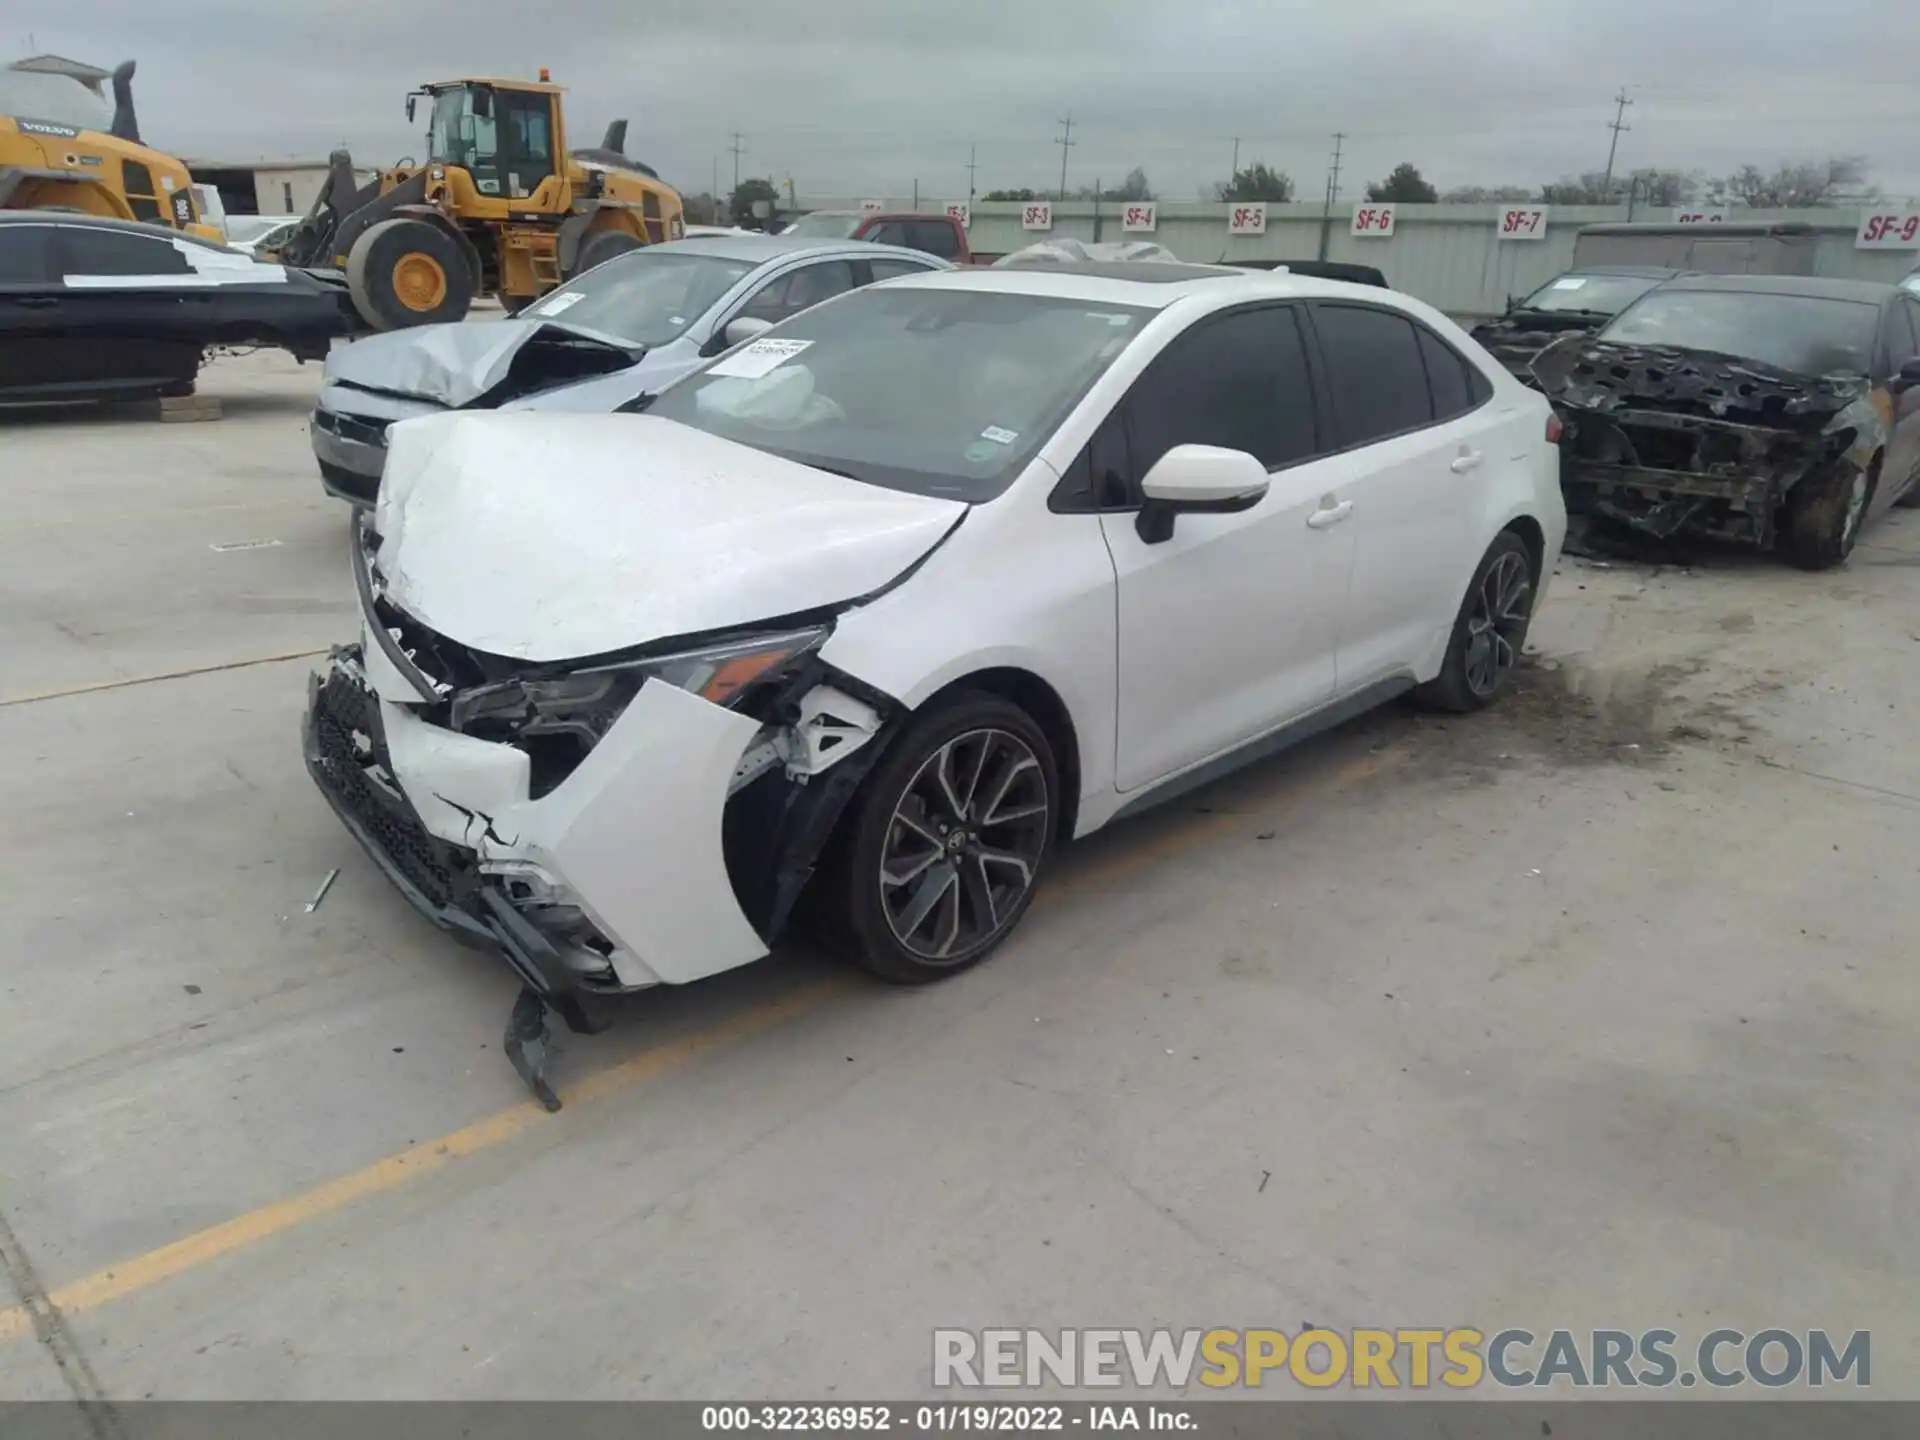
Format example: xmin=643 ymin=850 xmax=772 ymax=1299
xmin=1022 ymin=202 xmax=1053 ymax=231
xmin=1497 ymin=206 xmax=1548 ymax=241
xmin=1351 ymin=204 xmax=1396 ymax=237
xmin=1856 ymin=211 xmax=1920 ymax=250
xmin=1228 ymin=203 xmax=1267 ymax=235
xmin=1122 ymin=203 xmax=1157 ymax=233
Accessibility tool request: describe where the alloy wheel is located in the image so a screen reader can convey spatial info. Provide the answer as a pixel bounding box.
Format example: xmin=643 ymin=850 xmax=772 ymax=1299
xmin=1464 ymin=550 xmax=1534 ymax=699
xmin=879 ymin=728 xmax=1051 ymax=962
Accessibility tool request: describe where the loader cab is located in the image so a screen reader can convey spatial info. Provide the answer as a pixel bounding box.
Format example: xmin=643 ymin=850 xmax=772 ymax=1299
xmin=416 ymin=81 xmax=561 ymax=204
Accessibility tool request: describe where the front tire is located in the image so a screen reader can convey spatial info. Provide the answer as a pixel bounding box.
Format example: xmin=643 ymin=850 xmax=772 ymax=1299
xmin=570 ymin=229 xmax=644 ymax=279
xmin=1417 ymin=531 xmax=1536 ymax=713
xmin=839 ymin=695 xmax=1058 ymax=984
xmin=1779 ymin=457 xmax=1873 ymax=570
xmin=346 ymin=218 xmax=474 ymax=330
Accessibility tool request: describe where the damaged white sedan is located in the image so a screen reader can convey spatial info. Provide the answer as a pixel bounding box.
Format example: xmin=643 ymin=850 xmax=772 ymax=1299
xmin=305 ymin=262 xmax=1566 ymax=1106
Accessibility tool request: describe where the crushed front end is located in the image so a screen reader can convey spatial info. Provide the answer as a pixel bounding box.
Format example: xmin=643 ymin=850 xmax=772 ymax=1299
xmin=304 ymin=520 xmax=899 ymax=1108
xmin=1530 ymin=337 xmax=1882 ymax=548
xmin=1469 ymin=313 xmax=1607 ymax=385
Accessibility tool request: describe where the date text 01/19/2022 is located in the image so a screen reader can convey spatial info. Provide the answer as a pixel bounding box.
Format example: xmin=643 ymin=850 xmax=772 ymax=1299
xmin=699 ymin=1404 xmax=1197 ymax=1431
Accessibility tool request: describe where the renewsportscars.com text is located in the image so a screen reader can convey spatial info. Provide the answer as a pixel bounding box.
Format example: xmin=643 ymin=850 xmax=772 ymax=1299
xmin=933 ymin=1327 xmax=1870 ymax=1390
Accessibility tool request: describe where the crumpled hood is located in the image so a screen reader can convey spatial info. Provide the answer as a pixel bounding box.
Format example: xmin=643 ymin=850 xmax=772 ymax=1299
xmin=323 ymin=319 xmax=638 ymax=408
xmin=373 ymin=412 xmax=967 ymax=662
xmin=1531 ymin=336 xmax=1870 ymax=428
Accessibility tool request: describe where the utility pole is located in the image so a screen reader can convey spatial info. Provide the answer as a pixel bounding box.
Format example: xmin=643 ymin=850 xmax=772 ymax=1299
xmin=1316 ymin=132 xmax=1346 ymax=261
xmin=1601 ymin=87 xmax=1633 ymax=203
xmin=966 ymin=143 xmax=978 ymax=206
xmin=711 ymin=155 xmax=719 ymax=203
xmin=1230 ymin=137 xmax=1240 ymax=182
xmin=727 ymin=129 xmax=746 ymax=192
xmin=1055 ymin=114 xmax=1076 ymax=201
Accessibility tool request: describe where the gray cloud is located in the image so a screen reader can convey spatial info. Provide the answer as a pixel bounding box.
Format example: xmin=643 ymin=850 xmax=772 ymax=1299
xmin=19 ymin=0 xmax=1919 ymax=201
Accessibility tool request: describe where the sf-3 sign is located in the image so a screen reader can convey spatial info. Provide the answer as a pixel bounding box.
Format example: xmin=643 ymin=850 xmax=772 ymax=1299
xmin=1351 ymin=204 xmax=1395 ymax=237
xmin=1022 ymin=202 xmax=1053 ymax=232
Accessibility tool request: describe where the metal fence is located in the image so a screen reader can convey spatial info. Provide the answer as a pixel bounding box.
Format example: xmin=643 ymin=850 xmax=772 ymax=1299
xmin=789 ymin=198 xmax=1920 ymax=321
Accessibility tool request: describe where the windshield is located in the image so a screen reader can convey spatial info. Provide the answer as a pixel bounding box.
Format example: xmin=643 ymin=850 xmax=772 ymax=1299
xmin=1519 ymin=272 xmax=1667 ymax=317
xmin=643 ymin=286 xmax=1153 ymax=501
xmin=786 ymin=213 xmax=865 ymax=239
xmin=1599 ymin=289 xmax=1881 ymax=375
xmin=524 ymin=250 xmax=755 ymax=348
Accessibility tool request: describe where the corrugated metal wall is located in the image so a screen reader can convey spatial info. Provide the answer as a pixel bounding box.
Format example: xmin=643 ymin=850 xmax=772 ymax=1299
xmin=791 ymin=198 xmax=1920 ymax=319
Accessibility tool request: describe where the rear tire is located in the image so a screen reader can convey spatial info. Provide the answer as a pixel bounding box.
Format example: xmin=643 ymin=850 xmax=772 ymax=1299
xmin=345 ymin=218 xmax=473 ymax=330
xmin=570 ymin=229 xmax=644 ymax=278
xmin=1416 ymin=531 xmax=1537 ymax=713
xmin=1779 ymin=457 xmax=1872 ymax=570
xmin=838 ymin=694 xmax=1058 ymax=985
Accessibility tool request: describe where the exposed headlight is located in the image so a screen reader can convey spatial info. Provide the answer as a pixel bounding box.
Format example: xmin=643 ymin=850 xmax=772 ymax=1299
xmin=449 ymin=626 xmax=829 ymax=741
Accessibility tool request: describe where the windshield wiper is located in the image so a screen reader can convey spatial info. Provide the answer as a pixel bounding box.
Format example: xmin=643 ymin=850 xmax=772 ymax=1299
xmin=801 ymin=461 xmax=863 ymax=482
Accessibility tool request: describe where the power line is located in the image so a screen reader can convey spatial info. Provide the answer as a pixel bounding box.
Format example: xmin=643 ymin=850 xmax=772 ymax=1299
xmin=1055 ymin=114 xmax=1076 ymax=201
xmin=1601 ymin=87 xmax=1633 ymax=201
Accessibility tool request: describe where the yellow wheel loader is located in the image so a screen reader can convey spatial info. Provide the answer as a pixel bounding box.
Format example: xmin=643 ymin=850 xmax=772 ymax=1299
xmin=278 ymin=72 xmax=685 ymax=330
xmin=0 ymin=58 xmax=223 ymax=240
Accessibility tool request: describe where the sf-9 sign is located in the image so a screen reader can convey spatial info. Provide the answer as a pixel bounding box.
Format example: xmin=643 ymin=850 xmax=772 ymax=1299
xmin=1350 ymin=204 xmax=1396 ymax=237
xmin=1122 ymin=202 xmax=1157 ymax=233
xmin=1228 ymin=203 xmax=1267 ymax=235
xmin=1675 ymin=208 xmax=1728 ymax=225
xmin=1856 ymin=212 xmax=1920 ymax=250
xmin=1021 ymin=201 xmax=1053 ymax=231
xmin=1498 ymin=205 xmax=1548 ymax=240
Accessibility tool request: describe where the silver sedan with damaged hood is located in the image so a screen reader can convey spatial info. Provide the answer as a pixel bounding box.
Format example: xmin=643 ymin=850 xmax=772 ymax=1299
xmin=304 ymin=263 xmax=1564 ymax=1107
xmin=307 ymin=233 xmax=950 ymax=504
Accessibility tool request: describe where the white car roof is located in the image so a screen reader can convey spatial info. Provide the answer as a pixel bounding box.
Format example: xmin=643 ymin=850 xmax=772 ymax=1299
xmin=879 ymin=263 xmax=1394 ymax=312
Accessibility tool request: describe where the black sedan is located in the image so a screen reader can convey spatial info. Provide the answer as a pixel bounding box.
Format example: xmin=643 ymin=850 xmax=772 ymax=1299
xmin=1471 ymin=265 xmax=1681 ymax=381
xmin=0 ymin=211 xmax=353 ymax=402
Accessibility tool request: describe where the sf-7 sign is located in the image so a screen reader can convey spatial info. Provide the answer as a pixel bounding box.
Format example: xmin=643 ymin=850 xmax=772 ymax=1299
xmin=1498 ymin=205 xmax=1548 ymax=240
xmin=1351 ymin=204 xmax=1395 ymax=237
xmin=1856 ymin=212 xmax=1920 ymax=249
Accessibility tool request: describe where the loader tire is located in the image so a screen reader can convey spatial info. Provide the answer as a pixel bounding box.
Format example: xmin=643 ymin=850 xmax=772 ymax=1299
xmin=570 ymin=229 xmax=644 ymax=278
xmin=346 ymin=218 xmax=473 ymax=330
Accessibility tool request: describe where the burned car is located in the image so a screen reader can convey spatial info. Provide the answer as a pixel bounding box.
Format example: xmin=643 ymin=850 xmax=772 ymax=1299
xmin=309 ymin=233 xmax=949 ymax=504
xmin=1533 ymin=274 xmax=1920 ymax=568
xmin=1470 ymin=266 xmax=1679 ymax=382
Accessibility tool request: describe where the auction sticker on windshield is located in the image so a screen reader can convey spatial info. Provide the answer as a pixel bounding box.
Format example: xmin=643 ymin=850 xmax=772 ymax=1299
xmin=709 ymin=338 xmax=815 ymax=379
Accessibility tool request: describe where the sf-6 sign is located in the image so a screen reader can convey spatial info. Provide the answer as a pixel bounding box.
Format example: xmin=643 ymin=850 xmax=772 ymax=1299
xmin=1021 ymin=201 xmax=1053 ymax=231
xmin=1351 ymin=204 xmax=1395 ymax=237
xmin=1856 ymin=211 xmax=1920 ymax=249
xmin=1497 ymin=205 xmax=1548 ymax=240
xmin=1122 ymin=202 xmax=1157 ymax=233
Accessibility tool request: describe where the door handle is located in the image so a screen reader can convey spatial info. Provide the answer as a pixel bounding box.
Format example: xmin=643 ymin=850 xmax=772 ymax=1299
xmin=13 ymin=296 xmax=59 ymax=309
xmin=1450 ymin=449 xmax=1485 ymax=474
xmin=1306 ymin=499 xmax=1353 ymax=529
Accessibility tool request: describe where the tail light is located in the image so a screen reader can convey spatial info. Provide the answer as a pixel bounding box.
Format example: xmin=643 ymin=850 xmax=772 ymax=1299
xmin=1545 ymin=414 xmax=1565 ymax=444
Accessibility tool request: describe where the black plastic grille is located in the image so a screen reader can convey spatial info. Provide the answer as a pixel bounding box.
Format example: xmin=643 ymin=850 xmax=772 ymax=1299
xmin=310 ymin=670 xmax=463 ymax=908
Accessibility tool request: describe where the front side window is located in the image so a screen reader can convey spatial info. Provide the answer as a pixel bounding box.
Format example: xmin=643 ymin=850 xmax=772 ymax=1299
xmin=644 ymin=287 xmax=1153 ymax=502
xmin=735 ymin=261 xmax=857 ymax=325
xmin=786 ymin=213 xmax=864 ymax=240
xmin=905 ymin=221 xmax=961 ymax=259
xmin=864 ymin=222 xmax=910 ymax=247
xmin=59 ymin=226 xmax=190 ymax=278
xmin=1312 ymin=303 xmax=1434 ymax=446
xmin=1600 ymin=290 xmax=1880 ymax=376
xmin=1126 ymin=307 xmax=1319 ymax=477
xmin=869 ymin=258 xmax=934 ymax=283
xmin=523 ymin=250 xmax=754 ymax=347
xmin=0 ymin=224 xmax=56 ymax=285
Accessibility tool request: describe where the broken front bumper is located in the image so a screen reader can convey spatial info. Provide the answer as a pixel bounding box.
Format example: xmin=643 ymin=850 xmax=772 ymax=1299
xmin=303 ymin=645 xmax=775 ymax=1011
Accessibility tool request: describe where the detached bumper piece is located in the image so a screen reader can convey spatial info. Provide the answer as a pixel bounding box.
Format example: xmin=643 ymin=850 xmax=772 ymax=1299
xmin=302 ymin=652 xmax=602 ymax=1109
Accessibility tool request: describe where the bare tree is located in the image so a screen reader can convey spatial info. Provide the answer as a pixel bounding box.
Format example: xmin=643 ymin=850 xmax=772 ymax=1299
xmin=1440 ymin=184 xmax=1536 ymax=204
xmin=1719 ymin=157 xmax=1870 ymax=208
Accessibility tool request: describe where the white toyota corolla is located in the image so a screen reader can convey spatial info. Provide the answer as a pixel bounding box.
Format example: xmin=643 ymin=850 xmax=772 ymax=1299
xmin=304 ymin=261 xmax=1566 ymax=1105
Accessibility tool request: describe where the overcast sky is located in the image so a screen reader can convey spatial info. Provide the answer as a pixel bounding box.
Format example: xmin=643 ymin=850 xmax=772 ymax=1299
xmin=16 ymin=0 xmax=1919 ymax=202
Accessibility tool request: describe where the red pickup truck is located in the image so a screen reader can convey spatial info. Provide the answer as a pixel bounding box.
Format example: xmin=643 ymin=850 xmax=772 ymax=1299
xmin=781 ymin=210 xmax=975 ymax=264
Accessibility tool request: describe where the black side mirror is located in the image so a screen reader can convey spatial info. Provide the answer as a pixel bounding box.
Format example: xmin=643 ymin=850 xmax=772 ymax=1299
xmin=405 ymin=95 xmax=417 ymax=124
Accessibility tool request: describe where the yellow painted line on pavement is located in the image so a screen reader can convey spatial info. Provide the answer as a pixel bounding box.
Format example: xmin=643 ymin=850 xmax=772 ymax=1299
xmin=0 ymin=649 xmax=329 ymax=708
xmin=0 ymin=733 xmax=1401 ymax=1344
xmin=0 ymin=979 xmax=845 ymax=1344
